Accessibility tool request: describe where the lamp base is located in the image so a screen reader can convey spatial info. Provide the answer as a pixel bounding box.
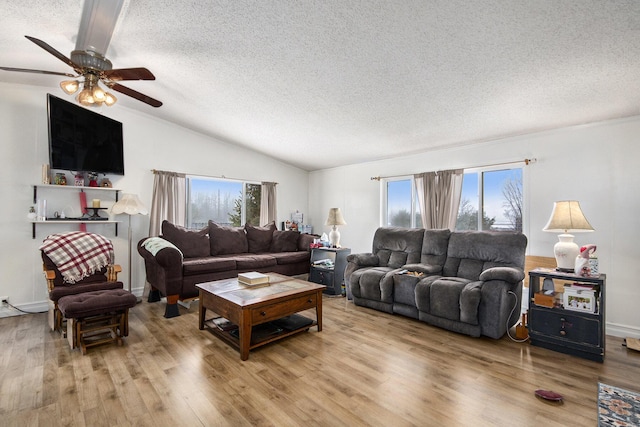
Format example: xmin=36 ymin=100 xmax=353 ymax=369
xmin=329 ymin=227 xmax=341 ymax=248
xmin=553 ymin=233 xmax=579 ymax=273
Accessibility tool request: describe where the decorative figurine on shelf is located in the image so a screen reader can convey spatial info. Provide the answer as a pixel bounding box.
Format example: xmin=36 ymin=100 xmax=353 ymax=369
xmin=27 ymin=206 xmax=36 ymax=220
xmin=87 ymin=172 xmax=99 ymax=187
xmin=575 ymin=244 xmax=597 ymax=277
xmin=100 ymin=178 xmax=112 ymax=188
xmin=73 ymin=172 xmax=84 ymax=187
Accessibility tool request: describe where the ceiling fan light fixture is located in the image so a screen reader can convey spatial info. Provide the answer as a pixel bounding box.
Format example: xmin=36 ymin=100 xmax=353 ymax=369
xmin=5 ymin=33 xmax=160 ymax=107
xmin=104 ymin=92 xmax=117 ymax=106
xmin=60 ymin=79 xmax=80 ymax=95
xmin=92 ymin=85 xmax=106 ymax=102
xmin=77 ymin=88 xmax=95 ymax=106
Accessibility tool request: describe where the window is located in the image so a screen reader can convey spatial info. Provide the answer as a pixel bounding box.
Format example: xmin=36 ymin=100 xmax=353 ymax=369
xmin=455 ymin=167 xmax=522 ymax=232
xmin=186 ymin=177 xmax=261 ymax=229
xmin=382 ymin=166 xmax=523 ymax=231
xmin=383 ymin=178 xmax=421 ymax=227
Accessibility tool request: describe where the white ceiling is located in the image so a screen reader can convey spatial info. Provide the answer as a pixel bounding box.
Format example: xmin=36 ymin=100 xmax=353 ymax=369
xmin=2 ymin=1 xmax=640 ymax=171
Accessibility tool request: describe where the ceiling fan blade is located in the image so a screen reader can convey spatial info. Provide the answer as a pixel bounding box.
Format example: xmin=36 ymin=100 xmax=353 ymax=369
xmin=103 ymin=67 xmax=155 ymax=81
xmin=108 ymin=83 xmax=163 ymax=108
xmin=24 ymin=35 xmax=80 ymax=70
xmin=0 ymin=66 xmax=76 ymax=77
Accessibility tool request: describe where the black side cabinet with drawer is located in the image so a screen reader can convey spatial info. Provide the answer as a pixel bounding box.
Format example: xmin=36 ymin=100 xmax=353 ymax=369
xmin=528 ymin=268 xmax=606 ymax=362
xmin=309 ymin=247 xmax=351 ymax=295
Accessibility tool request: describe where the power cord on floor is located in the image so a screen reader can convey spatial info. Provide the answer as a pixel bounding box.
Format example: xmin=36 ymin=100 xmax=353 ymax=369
xmin=1 ymin=300 xmax=47 ymax=315
xmin=506 ymin=290 xmax=529 ymax=343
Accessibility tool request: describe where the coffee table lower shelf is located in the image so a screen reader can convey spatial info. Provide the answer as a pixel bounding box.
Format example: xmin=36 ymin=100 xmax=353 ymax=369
xmin=203 ymin=317 xmax=316 ymax=352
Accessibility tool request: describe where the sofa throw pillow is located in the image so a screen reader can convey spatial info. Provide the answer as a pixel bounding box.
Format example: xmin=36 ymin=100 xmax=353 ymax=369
xmin=208 ymin=221 xmax=248 ymax=255
xmin=161 ymin=221 xmax=209 ymax=258
xmin=245 ymin=221 xmax=276 ymax=253
xmin=270 ymin=230 xmax=299 ymax=252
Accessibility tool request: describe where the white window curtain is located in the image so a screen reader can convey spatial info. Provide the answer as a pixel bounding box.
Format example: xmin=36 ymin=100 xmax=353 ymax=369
xmin=414 ymin=169 xmax=464 ymax=229
xmin=148 ymin=170 xmax=186 ymax=236
xmin=260 ymin=182 xmax=277 ymax=226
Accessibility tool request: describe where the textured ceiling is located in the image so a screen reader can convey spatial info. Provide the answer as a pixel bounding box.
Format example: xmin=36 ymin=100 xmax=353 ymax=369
xmin=2 ymin=1 xmax=640 ymax=171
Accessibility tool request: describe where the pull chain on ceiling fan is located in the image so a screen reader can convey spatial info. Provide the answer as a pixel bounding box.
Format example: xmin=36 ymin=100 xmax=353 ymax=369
xmin=0 ymin=0 xmax=162 ymax=108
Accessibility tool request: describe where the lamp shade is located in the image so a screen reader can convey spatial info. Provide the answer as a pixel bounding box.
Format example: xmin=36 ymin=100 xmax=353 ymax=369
xmin=111 ymin=194 xmax=148 ymax=216
xmin=325 ymin=208 xmax=346 ymax=226
xmin=543 ymin=201 xmax=594 ymax=233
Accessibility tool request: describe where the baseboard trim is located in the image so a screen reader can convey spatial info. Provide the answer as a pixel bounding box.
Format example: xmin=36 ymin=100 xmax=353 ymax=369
xmin=607 ymin=322 xmax=640 ymax=339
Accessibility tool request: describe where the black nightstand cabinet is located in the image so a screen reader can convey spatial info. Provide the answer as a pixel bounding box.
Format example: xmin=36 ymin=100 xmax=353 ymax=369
xmin=309 ymin=247 xmax=351 ymax=295
xmin=528 ymin=269 xmax=606 ymax=362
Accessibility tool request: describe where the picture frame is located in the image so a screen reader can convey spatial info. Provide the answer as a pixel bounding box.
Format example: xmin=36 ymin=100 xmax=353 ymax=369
xmin=563 ymin=288 xmax=597 ymax=313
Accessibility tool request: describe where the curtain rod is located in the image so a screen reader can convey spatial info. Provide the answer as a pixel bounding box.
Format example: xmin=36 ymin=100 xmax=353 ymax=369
xmin=369 ymin=158 xmax=536 ymax=181
xmin=151 ymin=169 xmax=277 ymax=184
xmin=151 ymin=169 xmax=186 ymax=177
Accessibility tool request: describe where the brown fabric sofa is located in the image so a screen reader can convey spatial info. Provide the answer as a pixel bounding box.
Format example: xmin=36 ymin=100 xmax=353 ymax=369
xmin=137 ymin=220 xmax=317 ymax=318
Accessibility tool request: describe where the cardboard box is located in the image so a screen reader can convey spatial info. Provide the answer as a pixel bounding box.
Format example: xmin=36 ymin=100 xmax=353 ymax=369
xmin=534 ymin=292 xmax=555 ymax=308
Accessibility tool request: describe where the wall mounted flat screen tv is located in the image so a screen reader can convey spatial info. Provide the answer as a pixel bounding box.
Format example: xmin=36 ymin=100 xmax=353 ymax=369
xmin=47 ymin=94 xmax=125 ymax=175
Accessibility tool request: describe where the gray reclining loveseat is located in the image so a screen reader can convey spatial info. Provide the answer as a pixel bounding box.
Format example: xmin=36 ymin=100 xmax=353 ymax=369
xmin=345 ymin=227 xmax=527 ymax=339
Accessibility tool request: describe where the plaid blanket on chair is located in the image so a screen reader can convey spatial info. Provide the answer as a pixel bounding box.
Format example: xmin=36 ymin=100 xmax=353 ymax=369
xmin=39 ymin=231 xmax=114 ymax=284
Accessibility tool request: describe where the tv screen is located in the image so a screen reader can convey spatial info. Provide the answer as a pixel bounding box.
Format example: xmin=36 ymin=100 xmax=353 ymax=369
xmin=47 ymin=94 xmax=125 ymax=175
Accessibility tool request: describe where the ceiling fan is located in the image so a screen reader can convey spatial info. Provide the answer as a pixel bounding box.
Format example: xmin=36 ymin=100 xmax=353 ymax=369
xmin=0 ymin=0 xmax=162 ymax=108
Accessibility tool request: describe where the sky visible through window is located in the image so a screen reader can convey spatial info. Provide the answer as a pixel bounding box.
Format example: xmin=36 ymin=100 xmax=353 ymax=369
xmin=188 ymin=178 xmax=243 ymax=227
xmin=190 ymin=178 xmax=241 ymax=195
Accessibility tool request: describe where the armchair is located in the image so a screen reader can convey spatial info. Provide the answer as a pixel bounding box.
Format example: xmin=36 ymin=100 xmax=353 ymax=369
xmin=40 ymin=232 xmax=124 ymax=333
xmin=346 ymin=227 xmax=425 ymax=313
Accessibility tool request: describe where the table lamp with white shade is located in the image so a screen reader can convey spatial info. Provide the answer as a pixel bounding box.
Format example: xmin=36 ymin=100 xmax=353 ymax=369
xmin=543 ymin=200 xmax=594 ymax=272
xmin=111 ymin=194 xmax=149 ymax=296
xmin=325 ymin=208 xmax=346 ymax=248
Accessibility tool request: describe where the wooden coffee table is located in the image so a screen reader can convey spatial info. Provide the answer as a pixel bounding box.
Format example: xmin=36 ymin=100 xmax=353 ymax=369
xmin=197 ymin=273 xmax=325 ymax=360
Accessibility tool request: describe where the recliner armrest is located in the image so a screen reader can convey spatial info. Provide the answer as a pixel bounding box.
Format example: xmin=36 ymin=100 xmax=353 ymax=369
xmin=402 ymin=263 xmax=442 ymax=275
xmin=479 ymin=267 xmax=525 ymax=284
xmin=346 ymin=253 xmax=379 ymax=266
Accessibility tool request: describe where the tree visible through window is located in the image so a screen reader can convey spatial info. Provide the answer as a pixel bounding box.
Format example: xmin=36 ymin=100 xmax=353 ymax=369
xmin=385 ymin=179 xmax=422 ymax=227
xmin=229 ymin=183 xmax=261 ymax=226
xmin=186 ymin=177 xmax=261 ymax=229
xmin=455 ymin=168 xmax=522 ymax=232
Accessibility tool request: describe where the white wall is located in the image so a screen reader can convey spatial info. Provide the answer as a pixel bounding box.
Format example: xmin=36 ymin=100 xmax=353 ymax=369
xmin=308 ymin=118 xmax=640 ymax=338
xmin=0 ymin=83 xmax=309 ymax=311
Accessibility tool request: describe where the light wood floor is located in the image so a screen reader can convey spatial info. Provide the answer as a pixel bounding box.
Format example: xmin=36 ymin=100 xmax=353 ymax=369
xmin=1 ymin=296 xmax=639 ymax=427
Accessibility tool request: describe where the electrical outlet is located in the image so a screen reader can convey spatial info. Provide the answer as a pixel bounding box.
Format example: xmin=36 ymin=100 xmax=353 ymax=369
xmin=0 ymin=296 xmax=8 ymax=304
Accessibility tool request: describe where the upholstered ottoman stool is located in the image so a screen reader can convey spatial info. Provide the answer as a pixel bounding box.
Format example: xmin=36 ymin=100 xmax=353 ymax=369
xmin=57 ymin=289 xmax=137 ymax=354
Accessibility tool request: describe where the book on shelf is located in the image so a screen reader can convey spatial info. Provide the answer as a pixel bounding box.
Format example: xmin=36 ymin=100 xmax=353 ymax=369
xmin=211 ymin=317 xmax=238 ymax=332
xmin=568 ymin=282 xmax=595 ymax=290
xmin=238 ymin=271 xmax=270 ymax=286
